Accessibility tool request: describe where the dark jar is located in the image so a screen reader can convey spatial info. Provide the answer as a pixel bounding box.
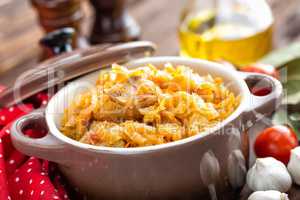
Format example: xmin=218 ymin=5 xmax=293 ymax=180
xmin=89 ymin=0 xmax=141 ymax=44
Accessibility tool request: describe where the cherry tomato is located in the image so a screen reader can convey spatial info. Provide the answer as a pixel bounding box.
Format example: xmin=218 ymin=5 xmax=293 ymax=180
xmin=242 ymin=63 xmax=279 ymax=79
xmin=254 ymin=125 xmax=298 ymax=165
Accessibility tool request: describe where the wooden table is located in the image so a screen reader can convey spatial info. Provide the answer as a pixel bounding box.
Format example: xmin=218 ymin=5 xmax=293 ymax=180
xmin=1 ymin=0 xmax=300 ymax=84
xmin=1 ymin=0 xmax=300 ymax=199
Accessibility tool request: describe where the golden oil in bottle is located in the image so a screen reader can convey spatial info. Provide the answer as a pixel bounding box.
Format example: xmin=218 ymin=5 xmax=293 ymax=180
xmin=179 ymin=8 xmax=273 ymax=67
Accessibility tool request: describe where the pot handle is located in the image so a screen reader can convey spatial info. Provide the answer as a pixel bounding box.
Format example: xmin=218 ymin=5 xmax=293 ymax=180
xmin=240 ymin=72 xmax=282 ymax=129
xmin=10 ymin=109 xmax=67 ymax=164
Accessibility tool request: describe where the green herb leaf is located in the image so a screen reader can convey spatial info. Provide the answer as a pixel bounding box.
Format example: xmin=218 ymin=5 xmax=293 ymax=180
xmin=260 ymin=42 xmax=300 ymax=105
xmin=261 ymin=42 xmax=300 ymax=135
xmin=260 ymin=42 xmax=300 ymax=68
xmin=282 ymin=79 xmax=300 ymax=105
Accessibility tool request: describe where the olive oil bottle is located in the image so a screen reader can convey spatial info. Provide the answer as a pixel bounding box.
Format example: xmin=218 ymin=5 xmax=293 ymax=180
xmin=179 ymin=0 xmax=273 ymax=67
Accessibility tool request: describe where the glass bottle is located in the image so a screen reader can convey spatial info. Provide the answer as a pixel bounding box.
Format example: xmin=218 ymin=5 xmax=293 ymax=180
xmin=178 ymin=0 xmax=274 ymax=67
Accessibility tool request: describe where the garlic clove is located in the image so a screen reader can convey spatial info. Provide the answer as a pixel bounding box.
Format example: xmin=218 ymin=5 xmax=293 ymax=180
xmin=248 ymin=190 xmax=289 ymax=200
xmin=288 ymin=146 xmax=300 ymax=185
xmin=247 ymin=157 xmax=292 ymax=192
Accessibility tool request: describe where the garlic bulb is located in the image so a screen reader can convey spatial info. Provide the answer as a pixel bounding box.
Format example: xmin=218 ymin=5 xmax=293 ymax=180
xmin=248 ymin=190 xmax=289 ymax=200
xmin=288 ymin=147 xmax=300 ymax=185
xmin=247 ymin=157 xmax=292 ymax=192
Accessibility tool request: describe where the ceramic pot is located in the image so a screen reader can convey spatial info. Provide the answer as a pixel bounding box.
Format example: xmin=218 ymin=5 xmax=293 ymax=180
xmin=11 ymin=56 xmax=282 ymax=200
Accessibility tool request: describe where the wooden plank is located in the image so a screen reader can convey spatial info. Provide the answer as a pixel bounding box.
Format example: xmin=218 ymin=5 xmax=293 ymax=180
xmin=0 ymin=0 xmax=42 ymax=73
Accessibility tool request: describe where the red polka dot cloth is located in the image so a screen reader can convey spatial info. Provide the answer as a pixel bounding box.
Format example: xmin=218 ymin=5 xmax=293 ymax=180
xmin=0 ymin=87 xmax=83 ymax=200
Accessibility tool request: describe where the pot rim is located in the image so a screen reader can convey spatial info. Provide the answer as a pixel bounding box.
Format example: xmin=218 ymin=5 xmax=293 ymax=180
xmin=45 ymin=56 xmax=250 ymax=154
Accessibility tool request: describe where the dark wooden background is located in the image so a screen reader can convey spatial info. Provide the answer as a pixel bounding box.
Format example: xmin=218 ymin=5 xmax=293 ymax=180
xmin=1 ymin=0 xmax=300 ymax=76
xmin=1 ymin=0 xmax=300 ymax=199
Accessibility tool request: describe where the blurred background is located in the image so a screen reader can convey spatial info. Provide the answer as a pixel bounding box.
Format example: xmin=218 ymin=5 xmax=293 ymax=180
xmin=1 ymin=1 xmax=300 ymax=199
xmin=1 ymin=0 xmax=300 ymax=75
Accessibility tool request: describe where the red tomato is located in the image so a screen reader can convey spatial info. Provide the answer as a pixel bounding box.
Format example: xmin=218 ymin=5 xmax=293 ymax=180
xmin=254 ymin=125 xmax=298 ymax=165
xmin=242 ymin=63 xmax=279 ymax=79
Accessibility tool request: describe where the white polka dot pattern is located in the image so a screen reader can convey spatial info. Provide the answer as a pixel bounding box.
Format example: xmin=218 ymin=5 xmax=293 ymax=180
xmin=0 ymin=103 xmax=69 ymax=200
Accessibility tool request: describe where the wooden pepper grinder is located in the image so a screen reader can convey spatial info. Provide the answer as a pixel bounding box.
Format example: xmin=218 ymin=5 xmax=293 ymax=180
xmin=89 ymin=0 xmax=141 ymax=44
xmin=30 ymin=0 xmax=88 ymax=48
xmin=39 ymin=27 xmax=76 ymax=60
